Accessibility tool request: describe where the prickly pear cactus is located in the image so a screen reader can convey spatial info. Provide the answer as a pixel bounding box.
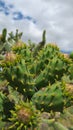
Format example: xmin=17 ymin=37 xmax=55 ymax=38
xmin=1 ymin=40 xmax=72 ymax=94
xmin=34 ymin=44 xmax=72 ymax=89
xmin=32 ymin=82 xmax=73 ymax=112
xmin=0 ymin=29 xmax=73 ymax=130
xmin=1 ymin=51 xmax=36 ymax=99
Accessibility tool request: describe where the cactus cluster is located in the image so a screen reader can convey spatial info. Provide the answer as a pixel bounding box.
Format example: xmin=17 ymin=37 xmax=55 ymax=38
xmin=0 ymin=29 xmax=73 ymax=129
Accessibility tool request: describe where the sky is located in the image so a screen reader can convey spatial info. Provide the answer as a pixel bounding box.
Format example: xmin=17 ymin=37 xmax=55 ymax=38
xmin=0 ymin=0 xmax=73 ymax=51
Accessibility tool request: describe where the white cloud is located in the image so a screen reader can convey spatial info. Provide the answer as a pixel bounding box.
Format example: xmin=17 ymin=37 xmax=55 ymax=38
xmin=0 ymin=0 xmax=73 ymax=51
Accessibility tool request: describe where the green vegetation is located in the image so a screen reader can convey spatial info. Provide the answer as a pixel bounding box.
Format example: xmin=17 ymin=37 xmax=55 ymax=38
xmin=0 ymin=29 xmax=73 ymax=129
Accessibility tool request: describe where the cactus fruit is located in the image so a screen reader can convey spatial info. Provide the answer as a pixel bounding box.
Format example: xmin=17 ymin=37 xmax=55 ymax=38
xmin=8 ymin=101 xmax=40 ymax=130
xmin=5 ymin=52 xmax=16 ymax=62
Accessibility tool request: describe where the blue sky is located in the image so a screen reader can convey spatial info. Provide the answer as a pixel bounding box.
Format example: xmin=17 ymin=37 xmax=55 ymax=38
xmin=0 ymin=0 xmax=73 ymax=51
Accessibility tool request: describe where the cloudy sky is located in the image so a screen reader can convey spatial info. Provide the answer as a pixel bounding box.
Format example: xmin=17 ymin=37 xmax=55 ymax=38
xmin=0 ymin=0 xmax=73 ymax=51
